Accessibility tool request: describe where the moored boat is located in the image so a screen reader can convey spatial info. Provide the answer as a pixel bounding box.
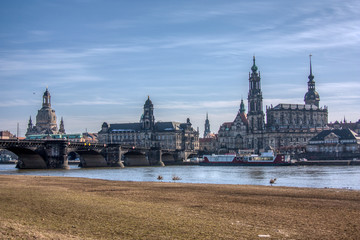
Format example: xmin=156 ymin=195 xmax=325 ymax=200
xmin=200 ymin=148 xmax=291 ymax=166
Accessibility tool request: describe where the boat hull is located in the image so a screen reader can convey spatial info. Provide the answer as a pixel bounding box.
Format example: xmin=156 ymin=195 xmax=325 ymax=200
xmin=199 ymin=162 xmax=292 ymax=166
xmin=200 ymin=154 xmax=292 ymax=166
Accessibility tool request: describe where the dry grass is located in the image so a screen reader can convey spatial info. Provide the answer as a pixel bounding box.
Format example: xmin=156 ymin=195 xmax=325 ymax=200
xmin=0 ymin=175 xmax=360 ymax=239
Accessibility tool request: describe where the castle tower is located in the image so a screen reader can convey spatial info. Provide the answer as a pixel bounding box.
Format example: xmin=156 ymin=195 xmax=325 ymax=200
xmin=304 ymin=54 xmax=320 ymax=107
xmin=247 ymin=56 xmax=265 ymax=133
xmin=141 ymin=96 xmax=155 ymax=130
xmin=204 ymin=112 xmax=211 ymax=138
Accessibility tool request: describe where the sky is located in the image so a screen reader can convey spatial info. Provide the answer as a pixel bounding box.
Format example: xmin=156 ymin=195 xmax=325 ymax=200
xmin=1 ymin=0 xmax=359 ymax=137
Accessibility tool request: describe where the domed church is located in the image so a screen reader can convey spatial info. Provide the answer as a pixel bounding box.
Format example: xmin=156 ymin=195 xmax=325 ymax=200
xmin=25 ymin=88 xmax=65 ymax=136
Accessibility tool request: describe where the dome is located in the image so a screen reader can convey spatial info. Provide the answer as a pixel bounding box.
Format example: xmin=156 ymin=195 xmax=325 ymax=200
xmin=144 ymin=96 xmax=153 ymax=106
xmin=304 ymin=90 xmax=320 ymax=101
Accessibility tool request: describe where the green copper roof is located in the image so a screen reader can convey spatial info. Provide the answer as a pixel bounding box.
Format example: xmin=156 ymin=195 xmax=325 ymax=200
xmin=251 ymin=56 xmax=258 ymax=72
xmin=240 ymin=99 xmax=246 ymax=113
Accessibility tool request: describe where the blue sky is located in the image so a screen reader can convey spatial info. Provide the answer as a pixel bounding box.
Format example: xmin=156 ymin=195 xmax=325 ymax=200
xmin=1 ymin=0 xmax=359 ymax=137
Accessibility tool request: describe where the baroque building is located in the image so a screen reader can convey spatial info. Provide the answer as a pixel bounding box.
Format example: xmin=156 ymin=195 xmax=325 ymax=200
xmin=98 ymin=96 xmax=199 ymax=159
xmin=306 ymin=129 xmax=360 ymax=160
xmin=217 ymin=56 xmax=328 ymax=153
xmin=26 ymin=88 xmax=65 ymax=136
xmin=217 ymin=99 xmax=248 ymax=153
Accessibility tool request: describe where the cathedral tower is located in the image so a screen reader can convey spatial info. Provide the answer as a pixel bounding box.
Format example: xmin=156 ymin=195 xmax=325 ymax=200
xmin=304 ymin=54 xmax=320 ymax=107
xmin=141 ymin=96 xmax=155 ymax=130
xmin=203 ymin=112 xmax=211 ymax=138
xmin=247 ymin=56 xmax=264 ymax=133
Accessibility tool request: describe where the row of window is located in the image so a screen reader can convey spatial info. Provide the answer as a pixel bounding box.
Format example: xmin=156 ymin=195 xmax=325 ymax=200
xmin=308 ymin=145 xmax=358 ymax=152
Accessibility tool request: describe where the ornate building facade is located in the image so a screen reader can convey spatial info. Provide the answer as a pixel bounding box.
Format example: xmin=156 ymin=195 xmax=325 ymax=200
xmin=217 ymin=56 xmax=328 ymax=153
xmin=26 ymin=88 xmax=65 ymax=136
xmin=217 ymin=99 xmax=248 ymax=152
xmin=98 ymin=96 xmax=199 ymax=158
xmin=306 ymin=129 xmax=360 ymax=160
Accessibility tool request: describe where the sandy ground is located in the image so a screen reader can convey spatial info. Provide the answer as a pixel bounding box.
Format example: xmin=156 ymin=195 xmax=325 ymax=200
xmin=0 ymin=175 xmax=359 ymax=239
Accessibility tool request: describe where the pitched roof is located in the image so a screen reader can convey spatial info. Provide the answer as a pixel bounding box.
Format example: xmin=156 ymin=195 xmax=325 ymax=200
xmin=234 ymin=112 xmax=248 ymax=125
xmin=155 ymin=122 xmax=181 ymax=131
xmin=109 ymin=123 xmax=142 ymax=132
xmin=270 ymin=103 xmax=321 ymax=111
xmin=309 ymin=128 xmax=358 ymax=142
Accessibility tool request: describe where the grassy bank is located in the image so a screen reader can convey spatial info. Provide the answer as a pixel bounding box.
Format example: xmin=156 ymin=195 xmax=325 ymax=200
xmin=0 ymin=175 xmax=359 ymax=239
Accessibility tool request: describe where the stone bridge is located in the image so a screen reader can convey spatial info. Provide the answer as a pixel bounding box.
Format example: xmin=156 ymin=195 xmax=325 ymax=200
xmin=0 ymin=139 xmax=196 ymax=169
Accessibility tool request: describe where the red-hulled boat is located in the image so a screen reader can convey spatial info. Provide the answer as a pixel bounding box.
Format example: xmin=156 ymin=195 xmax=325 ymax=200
xmin=200 ymin=149 xmax=292 ymax=166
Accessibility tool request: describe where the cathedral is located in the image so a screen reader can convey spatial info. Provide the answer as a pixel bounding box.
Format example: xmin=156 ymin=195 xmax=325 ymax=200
xmin=217 ymin=55 xmax=328 ymax=153
xmin=26 ymin=88 xmax=65 ymax=136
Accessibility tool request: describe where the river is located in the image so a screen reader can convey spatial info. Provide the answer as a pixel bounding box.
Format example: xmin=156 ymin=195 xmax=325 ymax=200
xmin=0 ymin=164 xmax=359 ymax=190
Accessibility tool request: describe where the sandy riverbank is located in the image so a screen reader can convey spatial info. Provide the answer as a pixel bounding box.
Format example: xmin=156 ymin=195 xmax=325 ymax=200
xmin=0 ymin=175 xmax=359 ymax=239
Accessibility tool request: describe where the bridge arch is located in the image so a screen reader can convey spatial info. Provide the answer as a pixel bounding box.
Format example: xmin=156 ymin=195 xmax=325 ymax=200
xmin=123 ymin=151 xmax=149 ymax=166
xmin=71 ymin=149 xmax=107 ymax=168
xmin=162 ymin=152 xmax=175 ymax=163
xmin=6 ymin=147 xmax=47 ymax=169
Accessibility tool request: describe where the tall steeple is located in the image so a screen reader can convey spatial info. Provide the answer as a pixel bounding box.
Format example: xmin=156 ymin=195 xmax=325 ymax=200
xmin=247 ymin=56 xmax=264 ymax=132
xmin=59 ymin=117 xmax=66 ymax=134
xmin=304 ymin=54 xmax=320 ymax=107
xmin=204 ymin=112 xmax=211 ymax=138
xmin=141 ymin=96 xmax=155 ymax=130
xmin=26 ymin=116 xmax=34 ymax=136
xmin=240 ymin=99 xmax=246 ymax=113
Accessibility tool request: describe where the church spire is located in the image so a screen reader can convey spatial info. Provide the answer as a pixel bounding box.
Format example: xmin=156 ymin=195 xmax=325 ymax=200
xmin=240 ymin=99 xmax=246 ymax=113
xmin=59 ymin=117 xmax=65 ymax=134
xmin=204 ymin=112 xmax=211 ymax=138
xmin=141 ymin=96 xmax=155 ymax=130
xmin=251 ymin=55 xmax=258 ymax=73
xmin=308 ymin=54 xmax=314 ymax=82
xmin=247 ymin=56 xmax=264 ymax=134
xmin=304 ymin=54 xmax=320 ymax=107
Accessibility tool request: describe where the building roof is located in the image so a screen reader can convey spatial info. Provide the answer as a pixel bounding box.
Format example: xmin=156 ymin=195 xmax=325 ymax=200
xmin=269 ymin=103 xmax=323 ymax=111
xmin=234 ymin=112 xmax=248 ymax=125
xmin=109 ymin=121 xmax=186 ymax=132
xmin=219 ymin=122 xmax=233 ymax=131
xmin=328 ymin=120 xmax=360 ymax=131
xmin=155 ymin=122 xmax=181 ymax=132
xmin=309 ymin=128 xmax=358 ymax=142
xmin=109 ymin=123 xmax=142 ymax=132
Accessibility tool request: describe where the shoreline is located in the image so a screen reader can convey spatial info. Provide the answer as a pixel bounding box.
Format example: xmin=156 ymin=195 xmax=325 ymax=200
xmin=1 ymin=175 xmax=360 ymax=239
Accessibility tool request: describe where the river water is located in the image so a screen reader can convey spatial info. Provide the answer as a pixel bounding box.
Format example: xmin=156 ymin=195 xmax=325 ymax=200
xmin=0 ymin=164 xmax=359 ymax=190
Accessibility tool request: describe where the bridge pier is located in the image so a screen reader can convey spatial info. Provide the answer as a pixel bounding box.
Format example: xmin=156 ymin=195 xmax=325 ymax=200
xmin=116 ymin=146 xmax=125 ymax=168
xmin=61 ymin=142 xmax=70 ymax=169
xmin=102 ymin=145 xmax=124 ymax=167
xmin=147 ymin=148 xmax=165 ymax=166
